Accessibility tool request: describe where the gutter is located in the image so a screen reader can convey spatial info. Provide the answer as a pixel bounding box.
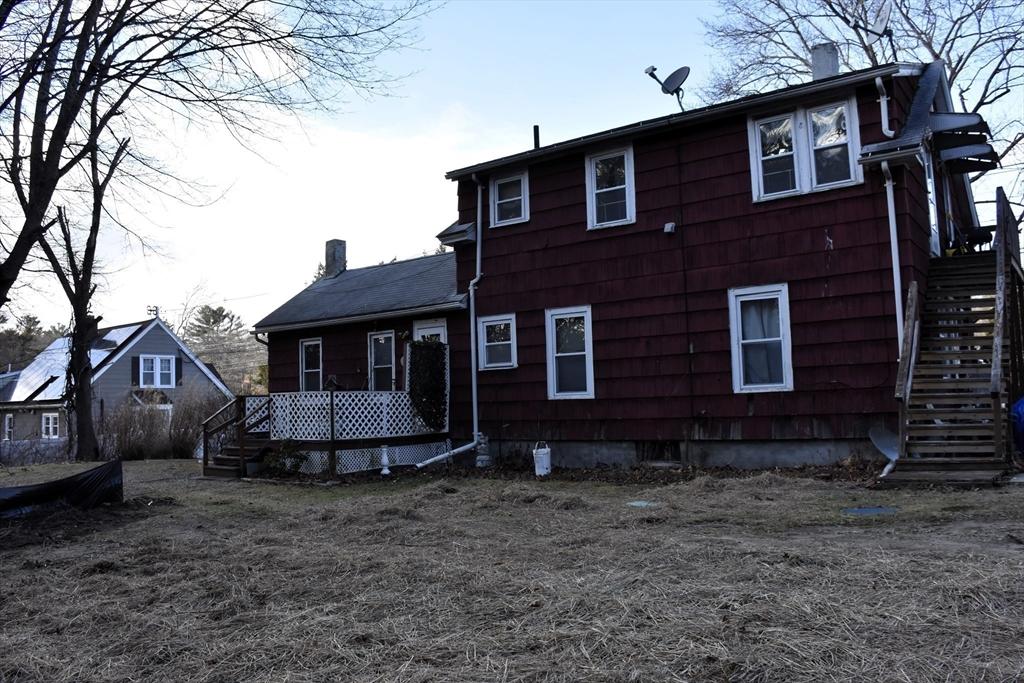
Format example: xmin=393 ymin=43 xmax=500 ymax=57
xmin=447 ymin=63 xmax=920 ymax=180
xmin=253 ymin=301 xmax=466 ymax=334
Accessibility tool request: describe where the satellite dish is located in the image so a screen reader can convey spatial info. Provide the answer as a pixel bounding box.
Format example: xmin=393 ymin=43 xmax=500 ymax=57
xmin=644 ymin=64 xmax=690 ymax=112
xmin=865 ymin=0 xmax=891 ymax=45
xmin=661 ymin=66 xmax=690 ymax=95
xmin=831 ymin=0 xmax=897 ymax=61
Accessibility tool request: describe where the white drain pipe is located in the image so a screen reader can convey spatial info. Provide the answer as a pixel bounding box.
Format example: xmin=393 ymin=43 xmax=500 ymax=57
xmin=882 ymin=161 xmax=905 ymax=351
xmin=417 ymin=175 xmax=487 ymax=469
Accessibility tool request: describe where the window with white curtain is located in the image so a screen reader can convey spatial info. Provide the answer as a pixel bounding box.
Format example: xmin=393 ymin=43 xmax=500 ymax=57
xmin=728 ymin=284 xmax=793 ymax=393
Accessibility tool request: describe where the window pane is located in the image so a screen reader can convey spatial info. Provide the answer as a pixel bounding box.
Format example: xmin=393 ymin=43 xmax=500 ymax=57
xmin=742 ymin=340 xmax=784 ymax=385
xmin=595 ymin=155 xmax=626 ymax=190
xmin=303 ymin=344 xmax=320 ymax=371
xmin=761 ymin=155 xmax=796 ymax=194
xmin=371 ymin=337 xmax=392 ymax=367
xmin=496 ymin=199 xmax=522 ymax=222
xmin=812 ymin=106 xmax=847 ymax=147
xmin=142 ymin=358 xmax=154 ymax=372
xmin=740 ymin=298 xmax=781 ymax=340
xmin=595 ymin=188 xmax=627 ymax=224
xmin=303 ymin=370 xmax=320 ymax=391
xmin=486 ymin=343 xmax=512 ymax=365
xmin=486 ymin=322 xmax=511 ymax=344
xmin=814 ymin=146 xmax=851 ymax=185
xmin=555 ymin=316 xmax=585 ymax=353
xmin=160 ymin=357 xmax=172 ymax=372
xmin=373 ymin=367 xmax=393 ymax=391
xmin=759 ymin=118 xmax=793 ymax=157
xmin=497 ymin=178 xmax=522 ymax=201
xmin=556 ymin=355 xmax=587 ymax=393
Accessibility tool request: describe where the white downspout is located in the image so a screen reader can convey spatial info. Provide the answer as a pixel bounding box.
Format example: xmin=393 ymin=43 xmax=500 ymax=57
xmin=881 ymin=161 xmax=905 ymax=350
xmin=875 ymin=77 xmax=895 ymax=138
xmin=417 ymin=175 xmax=488 ymax=469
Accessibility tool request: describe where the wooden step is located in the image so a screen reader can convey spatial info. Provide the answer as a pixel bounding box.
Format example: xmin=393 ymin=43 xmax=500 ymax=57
xmin=896 ymin=457 xmax=1007 ymax=470
xmin=907 ymin=423 xmax=995 ymax=434
xmin=906 ymin=395 xmax=995 ymax=406
xmin=202 ymin=464 xmax=241 ymax=478
xmin=906 ymin=441 xmax=995 ymax=454
xmin=911 ymin=381 xmax=993 ymax=392
xmin=905 ymin=410 xmax=994 ymax=420
xmin=878 ymin=469 xmax=1006 ymax=485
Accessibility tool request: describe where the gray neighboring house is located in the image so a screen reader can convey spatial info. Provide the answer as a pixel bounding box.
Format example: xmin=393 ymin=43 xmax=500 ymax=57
xmin=0 ymin=317 xmax=233 ymax=459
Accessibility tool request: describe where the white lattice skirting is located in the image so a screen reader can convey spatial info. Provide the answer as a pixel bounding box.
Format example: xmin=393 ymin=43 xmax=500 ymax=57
xmin=281 ymin=439 xmax=452 ymax=475
xmin=268 ymin=390 xmax=447 ymax=441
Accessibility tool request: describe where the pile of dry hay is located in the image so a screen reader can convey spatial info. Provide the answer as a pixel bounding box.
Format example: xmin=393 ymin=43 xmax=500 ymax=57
xmin=2 ymin=469 xmax=1023 ymax=682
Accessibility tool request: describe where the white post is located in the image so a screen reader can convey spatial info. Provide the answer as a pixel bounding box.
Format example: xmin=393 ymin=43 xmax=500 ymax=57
xmin=380 ymin=445 xmax=391 ymax=476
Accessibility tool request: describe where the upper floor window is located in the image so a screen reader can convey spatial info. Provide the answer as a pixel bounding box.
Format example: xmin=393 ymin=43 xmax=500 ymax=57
xmin=368 ymin=331 xmax=395 ymax=391
xmin=728 ymin=283 xmax=794 ymax=393
xmin=140 ymin=354 xmax=175 ymax=388
xmin=490 ymin=172 xmax=529 ymax=227
xmin=585 ymin=147 xmax=635 ymax=229
xmin=3 ymin=414 xmax=12 ymax=441
xmin=545 ymin=305 xmax=595 ymax=399
xmin=300 ymin=339 xmax=322 ymax=391
xmin=478 ymin=314 xmax=517 ymax=370
xmin=41 ymin=412 xmax=59 ymax=440
xmin=749 ymin=99 xmax=860 ymax=201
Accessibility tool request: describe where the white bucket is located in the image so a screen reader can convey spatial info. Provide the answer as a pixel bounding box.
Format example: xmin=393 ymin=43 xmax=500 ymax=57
xmin=532 ymin=441 xmax=551 ymax=477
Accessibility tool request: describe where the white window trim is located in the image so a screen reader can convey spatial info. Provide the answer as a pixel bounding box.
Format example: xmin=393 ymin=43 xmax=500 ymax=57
xmin=412 ymin=318 xmax=448 ymax=343
xmin=139 ymin=354 xmax=176 ymax=388
xmin=299 ymin=338 xmax=322 ymax=392
xmin=545 ymin=305 xmax=595 ymax=400
xmin=489 ymin=172 xmax=530 ymax=227
xmin=368 ymin=330 xmax=396 ymax=391
xmin=748 ymin=97 xmax=862 ymax=202
xmin=585 ymin=147 xmax=636 ymax=230
xmin=3 ymin=414 xmax=12 ymax=441
xmin=41 ymin=412 xmax=60 ymax=440
xmin=728 ymin=283 xmax=794 ymax=394
xmin=478 ymin=313 xmax=518 ymax=370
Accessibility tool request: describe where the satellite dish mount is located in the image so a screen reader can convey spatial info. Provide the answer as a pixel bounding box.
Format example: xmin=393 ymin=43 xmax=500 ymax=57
xmin=645 ymin=65 xmax=690 ymax=112
xmin=830 ymin=0 xmax=897 ymax=62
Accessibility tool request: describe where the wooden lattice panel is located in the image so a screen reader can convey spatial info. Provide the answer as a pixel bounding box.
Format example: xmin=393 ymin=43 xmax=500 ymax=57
xmin=270 ymin=392 xmax=331 ymax=440
xmin=244 ymin=396 xmax=270 ymax=432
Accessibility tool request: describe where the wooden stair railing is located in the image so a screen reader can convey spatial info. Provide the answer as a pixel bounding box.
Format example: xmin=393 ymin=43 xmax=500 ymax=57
xmin=995 ymin=187 xmax=1024 ymax=464
xmin=894 ymin=280 xmax=921 ymax=460
xmin=202 ymin=397 xmax=241 ymax=472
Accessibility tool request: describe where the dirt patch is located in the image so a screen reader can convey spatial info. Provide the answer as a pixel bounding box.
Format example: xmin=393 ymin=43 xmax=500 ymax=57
xmin=1 ymin=460 xmax=1023 ymax=682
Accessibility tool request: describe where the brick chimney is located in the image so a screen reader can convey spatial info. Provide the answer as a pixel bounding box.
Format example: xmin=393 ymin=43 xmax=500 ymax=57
xmin=325 ymin=239 xmax=346 ymax=277
xmin=811 ymin=42 xmax=840 ymax=80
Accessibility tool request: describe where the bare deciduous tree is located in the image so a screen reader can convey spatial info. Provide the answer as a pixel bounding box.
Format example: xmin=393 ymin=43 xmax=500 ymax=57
xmin=703 ymin=0 xmax=1024 ymax=197
xmin=0 ymin=0 xmax=431 ymax=310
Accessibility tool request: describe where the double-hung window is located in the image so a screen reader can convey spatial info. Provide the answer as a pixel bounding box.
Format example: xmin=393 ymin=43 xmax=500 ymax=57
xmin=300 ymin=339 xmax=322 ymax=391
xmin=756 ymin=115 xmax=798 ymax=195
xmin=41 ymin=413 xmax=59 ymax=440
xmin=368 ymin=331 xmax=395 ymax=391
xmin=545 ymin=306 xmax=595 ymax=399
xmin=490 ymin=172 xmax=529 ymax=226
xmin=140 ymin=355 xmax=175 ymax=388
xmin=585 ymin=147 xmax=635 ymax=229
xmin=728 ymin=284 xmax=794 ymax=393
xmin=478 ymin=314 xmax=517 ymax=370
xmin=749 ymin=99 xmax=860 ymax=200
xmin=3 ymin=414 xmax=12 ymax=441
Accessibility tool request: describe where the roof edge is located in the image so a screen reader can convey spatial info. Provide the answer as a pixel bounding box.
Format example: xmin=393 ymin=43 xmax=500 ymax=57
xmin=446 ymin=63 xmax=921 ymax=180
xmin=254 ymin=300 xmax=467 ymax=334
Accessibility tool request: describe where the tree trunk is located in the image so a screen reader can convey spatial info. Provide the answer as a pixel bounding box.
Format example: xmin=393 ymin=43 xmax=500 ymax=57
xmin=68 ymin=313 xmax=100 ymax=461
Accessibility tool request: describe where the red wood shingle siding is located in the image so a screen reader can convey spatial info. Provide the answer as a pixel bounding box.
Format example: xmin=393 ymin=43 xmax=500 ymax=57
xmin=447 ymin=78 xmax=955 ymax=444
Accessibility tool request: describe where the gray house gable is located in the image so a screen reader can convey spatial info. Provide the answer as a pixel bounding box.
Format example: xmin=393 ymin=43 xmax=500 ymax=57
xmin=91 ymin=319 xmax=234 ymax=413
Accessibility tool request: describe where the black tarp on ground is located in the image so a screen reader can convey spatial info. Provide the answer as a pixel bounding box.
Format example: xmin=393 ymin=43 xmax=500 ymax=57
xmin=0 ymin=460 xmax=123 ymax=519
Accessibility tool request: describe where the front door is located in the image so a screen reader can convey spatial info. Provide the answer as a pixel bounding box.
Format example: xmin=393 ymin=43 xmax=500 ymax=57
xmin=413 ymin=318 xmax=448 ymax=343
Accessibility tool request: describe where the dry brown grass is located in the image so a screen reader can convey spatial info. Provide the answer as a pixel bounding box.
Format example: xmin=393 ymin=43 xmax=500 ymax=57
xmin=2 ymin=461 xmax=1024 ymax=682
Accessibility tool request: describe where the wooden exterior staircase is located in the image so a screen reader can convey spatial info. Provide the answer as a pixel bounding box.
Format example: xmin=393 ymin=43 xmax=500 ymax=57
xmin=888 ymin=189 xmax=1024 ymax=484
